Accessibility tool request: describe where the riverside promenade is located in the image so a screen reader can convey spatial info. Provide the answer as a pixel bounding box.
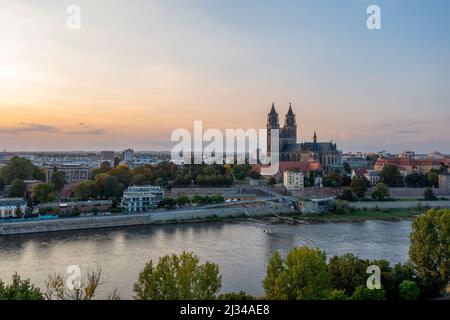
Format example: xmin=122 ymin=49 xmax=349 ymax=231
xmin=0 ymin=202 xmax=295 ymax=236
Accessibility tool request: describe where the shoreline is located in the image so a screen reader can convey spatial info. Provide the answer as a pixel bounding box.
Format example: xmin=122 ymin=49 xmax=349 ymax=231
xmin=0 ymin=207 xmax=424 ymax=236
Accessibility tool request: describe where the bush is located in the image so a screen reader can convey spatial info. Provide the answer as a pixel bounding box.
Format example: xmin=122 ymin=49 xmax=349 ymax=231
xmin=398 ymin=280 xmax=420 ymax=300
xmin=423 ymin=188 xmax=437 ymax=201
xmin=330 ymin=200 xmax=353 ymax=215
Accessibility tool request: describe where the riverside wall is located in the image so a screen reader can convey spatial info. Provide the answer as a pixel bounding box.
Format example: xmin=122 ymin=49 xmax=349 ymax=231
xmin=0 ymin=203 xmax=295 ymax=236
xmin=349 ymin=200 xmax=450 ymax=210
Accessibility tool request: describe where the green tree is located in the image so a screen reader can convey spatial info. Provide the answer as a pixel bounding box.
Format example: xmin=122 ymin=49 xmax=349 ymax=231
xmin=371 ymin=182 xmax=390 ymax=201
xmin=351 ymin=285 xmax=386 ymax=300
xmin=33 ymin=183 xmax=57 ymax=204
xmin=398 ymin=280 xmax=420 ymax=300
xmin=51 ymin=170 xmax=66 ymax=191
xmin=328 ymin=253 xmax=368 ymax=296
xmin=379 ymin=165 xmax=404 ymax=187
xmin=423 ymin=188 xmax=437 ymax=201
xmin=1 ymin=156 xmax=34 ymax=184
xmin=405 ymin=173 xmax=429 ymax=188
xmin=267 ymin=176 xmax=276 ymax=186
xmin=109 ymin=164 xmax=133 ymax=188
xmin=74 ymin=180 xmax=99 ymax=201
xmin=0 ymin=273 xmax=43 ymax=300
xmin=337 ymin=189 xmax=355 ymax=202
xmin=427 ymin=170 xmax=439 ymax=188
xmin=330 ymin=200 xmax=353 ymax=215
xmin=343 ymin=162 xmax=351 ymax=174
xmin=32 ymin=166 xmax=46 ymax=181
xmin=263 ymin=247 xmax=330 ymax=300
xmin=9 ymin=179 xmax=26 ymax=197
xmin=323 ymin=171 xmax=342 ymax=188
xmin=371 ymin=182 xmax=391 ymax=201
xmin=409 ymin=208 xmax=450 ymax=297
xmin=350 ymin=176 xmax=369 ymax=199
xmin=96 ymin=174 xmax=123 ymax=200
xmin=217 ymin=291 xmax=255 ymax=300
xmin=133 ymin=252 xmax=221 ymax=300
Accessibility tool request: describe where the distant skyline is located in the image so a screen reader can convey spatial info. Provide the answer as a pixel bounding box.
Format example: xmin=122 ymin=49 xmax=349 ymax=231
xmin=1 ymin=0 xmax=449 ymax=153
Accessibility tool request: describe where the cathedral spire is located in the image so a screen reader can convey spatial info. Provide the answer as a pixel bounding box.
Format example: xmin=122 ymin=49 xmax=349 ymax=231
xmin=269 ymin=102 xmax=277 ymax=115
xmin=284 ymin=103 xmax=296 ymax=127
xmin=287 ymin=103 xmax=294 ymax=116
xmin=313 ymin=131 xmax=317 ymax=143
xmin=267 ymin=103 xmax=279 ymax=127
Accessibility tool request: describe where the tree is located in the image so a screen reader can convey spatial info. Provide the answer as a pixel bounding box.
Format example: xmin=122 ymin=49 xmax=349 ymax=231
xmin=330 ymin=200 xmax=353 ymax=215
xmin=328 ymin=253 xmax=368 ymax=296
xmin=217 ymin=291 xmax=255 ymax=300
xmin=323 ymin=171 xmax=342 ymax=188
xmin=427 ymin=170 xmax=439 ymax=188
xmin=32 ymin=166 xmax=46 ymax=181
xmin=371 ymin=182 xmax=390 ymax=201
xmin=405 ymin=173 xmax=428 ymax=188
xmin=351 ymin=285 xmax=386 ymax=300
xmin=409 ymin=208 xmax=450 ymax=297
xmin=51 ymin=170 xmax=66 ymax=191
xmin=350 ymin=177 xmax=369 ymax=199
xmin=263 ymin=247 xmax=330 ymax=300
xmin=398 ymin=280 xmax=420 ymax=300
xmin=133 ymin=252 xmax=221 ymax=300
xmin=33 ymin=183 xmax=57 ymax=204
xmin=423 ymin=188 xmax=437 ymax=201
xmin=45 ymin=267 xmax=119 ymax=300
xmin=109 ymin=164 xmax=133 ymax=188
xmin=343 ymin=162 xmax=351 ymax=174
xmin=267 ymin=176 xmax=276 ymax=186
xmin=379 ymin=165 xmax=404 ymax=187
xmin=0 ymin=273 xmax=43 ymax=300
xmin=96 ymin=174 xmax=123 ymax=200
xmin=1 ymin=156 xmax=34 ymax=184
xmin=9 ymin=179 xmax=26 ymax=197
xmin=337 ymin=189 xmax=354 ymax=202
xmin=74 ymin=180 xmax=99 ymax=201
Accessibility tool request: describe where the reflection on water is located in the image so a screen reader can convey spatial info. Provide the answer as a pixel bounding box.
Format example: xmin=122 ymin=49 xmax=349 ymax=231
xmin=0 ymin=220 xmax=411 ymax=299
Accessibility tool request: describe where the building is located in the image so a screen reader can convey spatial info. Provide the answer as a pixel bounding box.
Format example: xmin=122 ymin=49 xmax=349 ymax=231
xmin=374 ymin=158 xmax=443 ymax=175
xmin=0 ymin=198 xmax=27 ymax=219
xmin=123 ymin=149 xmax=134 ymax=163
xmin=364 ymin=170 xmax=380 ymax=186
xmin=121 ymin=185 xmax=164 ymax=212
xmin=351 ymin=168 xmax=368 ymax=180
xmin=266 ymin=103 xmax=342 ymax=171
xmin=37 ymin=200 xmax=113 ymax=214
xmin=43 ymin=164 xmax=91 ymax=185
xmin=299 ymin=198 xmax=333 ymax=215
xmin=399 ymin=151 xmax=415 ymax=159
xmin=439 ymin=175 xmax=450 ymax=193
xmin=283 ymin=171 xmax=305 ymax=190
xmin=23 ymin=180 xmax=43 ymax=193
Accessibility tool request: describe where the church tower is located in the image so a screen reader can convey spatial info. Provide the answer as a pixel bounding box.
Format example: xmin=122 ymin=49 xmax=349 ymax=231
xmin=280 ymin=103 xmax=297 ymax=149
xmin=266 ymin=103 xmax=279 ymax=154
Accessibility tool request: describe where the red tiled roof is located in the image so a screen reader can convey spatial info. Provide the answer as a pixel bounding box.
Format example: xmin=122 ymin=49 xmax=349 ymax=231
xmin=253 ymin=161 xmax=321 ymax=173
xmin=375 ymin=158 xmax=443 ymax=167
xmin=352 ymin=168 xmax=368 ymax=177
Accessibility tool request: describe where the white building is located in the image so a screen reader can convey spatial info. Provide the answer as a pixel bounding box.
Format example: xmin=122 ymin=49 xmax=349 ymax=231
xmin=283 ymin=171 xmax=304 ymax=190
xmin=0 ymin=198 xmax=27 ymax=219
xmin=121 ymin=185 xmax=164 ymax=212
xmin=123 ymin=149 xmax=134 ymax=163
xmin=364 ymin=170 xmax=380 ymax=186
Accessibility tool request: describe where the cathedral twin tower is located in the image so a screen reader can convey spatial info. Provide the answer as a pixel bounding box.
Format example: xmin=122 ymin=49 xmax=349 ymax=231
xmin=266 ymin=103 xmax=342 ymax=170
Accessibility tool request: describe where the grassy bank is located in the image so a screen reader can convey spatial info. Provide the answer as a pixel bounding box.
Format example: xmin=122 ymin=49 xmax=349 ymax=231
xmin=287 ymin=208 xmax=425 ymax=223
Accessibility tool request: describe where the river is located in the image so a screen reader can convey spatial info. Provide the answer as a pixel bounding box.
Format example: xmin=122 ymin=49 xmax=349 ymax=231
xmin=0 ymin=220 xmax=412 ymax=299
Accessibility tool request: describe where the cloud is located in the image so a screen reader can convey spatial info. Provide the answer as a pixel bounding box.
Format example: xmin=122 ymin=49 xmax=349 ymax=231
xmin=65 ymin=129 xmax=107 ymax=135
xmin=394 ymin=130 xmax=421 ymax=134
xmin=379 ymin=123 xmax=392 ymax=127
xmin=0 ymin=122 xmax=59 ymax=134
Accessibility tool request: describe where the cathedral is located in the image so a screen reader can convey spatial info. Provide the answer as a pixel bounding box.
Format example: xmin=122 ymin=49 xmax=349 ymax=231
xmin=266 ymin=103 xmax=343 ymax=171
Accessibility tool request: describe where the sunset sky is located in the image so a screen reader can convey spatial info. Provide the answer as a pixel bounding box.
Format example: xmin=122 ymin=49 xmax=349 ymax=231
xmin=0 ymin=0 xmax=449 ymax=152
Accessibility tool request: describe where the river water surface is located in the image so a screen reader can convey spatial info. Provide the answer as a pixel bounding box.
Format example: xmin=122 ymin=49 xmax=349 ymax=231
xmin=0 ymin=220 xmax=412 ymax=299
